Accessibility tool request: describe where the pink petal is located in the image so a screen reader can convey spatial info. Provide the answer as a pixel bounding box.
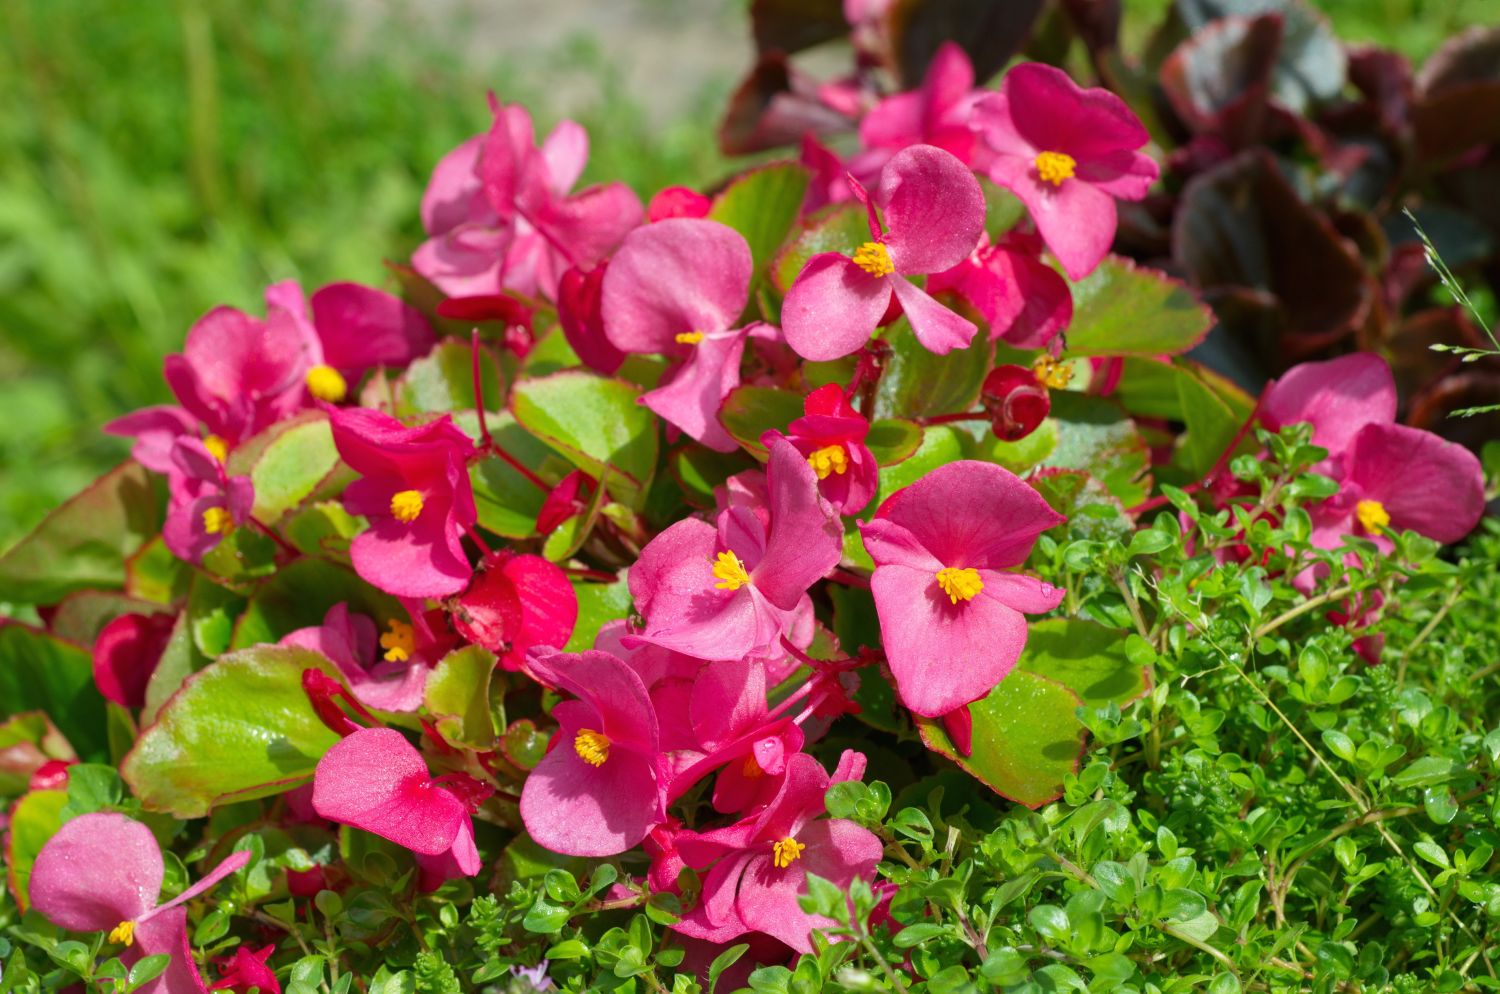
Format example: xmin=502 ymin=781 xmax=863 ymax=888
xmin=602 ymin=219 xmax=752 ymax=354
xmin=310 ymin=283 xmax=436 ymax=375
xmin=1001 ymin=62 xmax=1151 ymax=162
xmin=921 ymin=42 xmax=977 ymax=124
xmin=132 ymin=907 xmax=210 ymax=994
xmin=690 ymin=658 xmax=767 ymax=750
xmin=350 ymin=510 xmax=472 ymax=600
xmin=145 ymin=850 xmax=250 ymax=919
xmin=988 ymin=155 xmax=1120 ymax=281
xmin=29 ymin=812 xmax=160 ymax=930
xmin=538 ymin=181 xmax=645 ymax=281
xmin=1346 ymin=423 xmax=1484 ymax=544
xmin=104 ymin=406 xmax=197 ymax=474
xmin=421 ymin=133 xmax=486 ymax=234
xmin=311 ymin=727 xmax=466 ymax=856
xmin=735 ymin=819 xmax=882 ymax=953
xmin=526 ymin=649 xmax=659 ymax=756
xmin=411 ymin=224 xmax=511 ymax=298
xmin=93 ymin=612 xmax=174 ymax=709
xmin=673 ymin=851 xmax=754 ymax=943
xmin=520 ymin=722 xmax=663 ymax=857
xmin=781 ymin=253 xmax=892 ymax=361
xmin=541 ymin=119 xmax=589 ymax=195
xmin=642 ymin=329 xmax=749 ymax=452
xmin=879 ymin=145 xmax=986 ymax=275
xmin=858 ymin=92 xmax=924 ymax=151
xmin=1262 ymin=353 xmax=1397 ymax=456
xmin=754 ymin=439 xmax=844 ymax=610
xmin=889 ymin=274 xmax=978 ymax=354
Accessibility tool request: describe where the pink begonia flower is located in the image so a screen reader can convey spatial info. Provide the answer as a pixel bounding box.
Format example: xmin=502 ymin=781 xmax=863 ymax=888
xmin=452 ymin=551 xmax=578 ymax=672
xmin=536 ymin=470 xmax=595 ymax=536
xmin=557 ymin=265 xmax=626 ymax=374
xmin=763 ymin=383 xmax=877 ymax=515
xmin=860 ymin=460 xmax=1066 ymax=716
xmin=680 ymin=657 xmax=804 ymax=814
xmin=330 ymin=407 xmax=477 ymax=599
xmin=93 ymin=612 xmax=176 ymax=709
xmin=105 ymin=406 xmax=198 ymax=474
xmin=265 ymin=280 xmax=436 ymax=405
xmin=781 ymin=145 xmax=985 ymax=361
xmin=979 ymin=364 xmax=1052 ymax=442
xmin=1260 ymin=353 xmax=1397 ymax=464
xmin=799 ymin=134 xmax=855 ymax=214
xmin=973 ymin=62 xmax=1158 ymax=280
xmin=312 ymin=727 xmax=488 ymax=878
xmin=628 ymin=439 xmax=842 ymax=661
xmin=280 ymin=603 xmax=429 ymax=713
xmin=849 ymin=42 xmax=985 ymax=181
xmin=673 ymin=753 xmax=881 ymax=954
xmin=928 ymin=230 xmax=1073 ymax=350
xmin=414 ymin=102 xmax=642 ymax=300
xmin=162 ymin=437 xmax=255 ymax=564
xmin=30 ymin=812 xmax=250 ymax=994
xmin=601 ymin=218 xmax=760 ymax=452
xmin=519 ymin=648 xmax=667 ymax=857
xmin=1308 ymin=422 xmax=1484 ymax=553
xmin=213 ymin=945 xmax=280 ymax=994
xmin=647 ymin=186 xmax=713 ymax=222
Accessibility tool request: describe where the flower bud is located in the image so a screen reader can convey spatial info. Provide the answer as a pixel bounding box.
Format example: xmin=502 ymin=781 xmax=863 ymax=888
xmin=981 ymin=364 xmax=1051 ymax=441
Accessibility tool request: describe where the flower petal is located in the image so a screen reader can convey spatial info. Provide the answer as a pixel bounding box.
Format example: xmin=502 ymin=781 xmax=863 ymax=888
xmin=602 ymin=219 xmax=751 ymax=353
xmin=29 ymin=812 xmax=161 ymax=930
xmin=781 ymin=253 xmax=891 ymax=361
xmin=1347 ymin=423 xmax=1485 ymax=544
xmin=879 ymin=145 xmax=986 ymax=275
xmin=311 ymin=727 xmax=466 ymax=856
xmin=1262 ymin=353 xmax=1398 ymax=456
xmin=889 ymin=274 xmax=978 ymax=354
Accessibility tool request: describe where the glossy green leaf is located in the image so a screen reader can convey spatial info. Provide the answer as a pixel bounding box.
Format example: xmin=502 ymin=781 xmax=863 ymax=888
xmin=709 ymin=163 xmax=811 ymax=308
xmin=1064 ymin=256 xmax=1214 ymax=358
xmin=720 ymin=386 xmax=805 ymax=457
xmin=423 ymin=645 xmax=498 ymax=750
xmin=866 ymin=418 xmax=923 ymax=466
xmin=463 ymin=411 xmax=561 ymax=539
xmin=511 ymin=371 xmax=659 ymax=509
xmin=1040 ymin=393 xmax=1151 ymax=507
xmin=564 ymin=578 xmax=632 ymax=652
xmin=873 ymin=318 xmax=994 ymax=420
xmin=771 ymin=202 xmax=871 ymax=294
xmin=1019 ymin=619 xmax=1150 ymax=707
xmin=230 ymin=558 xmax=402 ymax=651
xmin=0 ymin=624 xmax=107 ymax=759
xmin=398 ymin=340 xmax=504 ymax=415
xmin=122 ymin=645 xmax=347 ymax=817
xmin=3 ymin=789 xmax=67 ymax=911
xmin=843 ymin=425 xmax=967 ymax=570
xmin=251 ymin=416 xmax=343 ymax=523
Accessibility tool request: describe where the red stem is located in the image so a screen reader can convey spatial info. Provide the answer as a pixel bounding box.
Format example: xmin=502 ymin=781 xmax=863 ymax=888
xmin=471 ymin=329 xmax=493 ymax=450
xmin=917 ymin=411 xmax=988 ymax=426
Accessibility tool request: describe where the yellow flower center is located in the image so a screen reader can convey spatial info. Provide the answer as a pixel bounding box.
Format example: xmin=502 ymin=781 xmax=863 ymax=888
xmin=202 ymin=506 xmax=235 ymax=535
xmin=390 ymin=489 xmax=424 ymax=523
xmin=574 ymin=729 xmax=610 ymax=767
xmin=711 ymin=550 xmax=751 ymax=591
xmin=674 ymin=331 xmax=705 ymax=345
xmin=1032 ymin=354 xmax=1073 ymax=389
xmin=380 ymin=619 xmax=415 ymax=662
xmin=772 ymin=836 xmax=806 ymax=869
xmin=742 ymin=752 xmax=765 ymax=779
xmin=806 ymin=444 xmax=849 ymax=480
xmin=935 ymin=567 xmax=983 ymax=605
xmin=203 ymin=434 xmax=229 ymax=463
xmin=305 ymin=364 xmax=348 ymax=403
xmin=1034 ymin=150 xmax=1077 ymax=187
xmin=1356 ymin=499 xmax=1390 ymax=535
xmin=851 ymin=241 xmax=894 ymax=278
xmin=108 ymin=920 xmax=136 ymax=947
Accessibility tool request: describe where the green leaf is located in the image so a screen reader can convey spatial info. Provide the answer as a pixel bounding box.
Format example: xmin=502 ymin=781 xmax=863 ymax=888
xmin=398 ymin=340 xmax=503 ymax=414
xmin=122 ymin=645 xmax=347 ymax=817
xmin=0 ymin=624 xmax=107 ymax=759
xmin=511 ymin=371 xmax=659 ymax=509
xmin=0 ymin=462 xmax=163 ymax=605
xmin=0 ymin=712 xmax=75 ymax=798
xmin=250 ymin=416 xmax=343 ymax=523
xmin=230 ymin=558 xmax=402 ymax=651
xmin=1020 ymin=619 xmax=1150 ymax=707
xmin=463 ymin=412 xmax=558 ymax=539
xmin=771 ymin=202 xmax=870 ymax=294
xmin=2 ymin=789 xmax=67 ymax=911
xmin=720 ymin=386 xmax=805 ymax=457
xmin=541 ymin=472 xmax=607 ymax=564
xmin=1064 ymin=256 xmax=1214 ymax=357
xmin=423 ymin=646 xmax=498 ymax=750
xmin=564 ymin=578 xmax=633 ymax=652
xmin=1172 ymin=364 xmax=1257 ymax=479
xmin=1391 ymin=756 xmax=1468 ymax=789
xmin=1040 ymin=393 xmax=1151 ymax=507
xmin=709 ymin=163 xmax=811 ymax=309
xmin=917 ymin=671 xmax=1085 ymax=807
xmin=873 ymin=317 xmax=994 ymax=420
xmin=866 ymin=418 xmax=923 ymax=466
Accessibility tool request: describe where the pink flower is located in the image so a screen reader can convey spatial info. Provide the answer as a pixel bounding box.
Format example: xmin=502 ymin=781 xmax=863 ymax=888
xmin=312 ymin=727 xmax=489 ymax=879
xmin=93 ymin=612 xmax=175 ymax=709
xmin=602 ymin=218 xmax=760 ymax=452
xmin=162 ymin=437 xmax=255 ymax=563
xmin=781 ymin=145 xmax=985 ymax=361
xmin=330 ymin=407 xmax=477 ymax=599
xmin=519 ymin=648 xmax=667 ymax=857
xmin=859 ymin=461 xmax=1066 ymax=716
xmin=212 ymin=946 xmax=280 ymax=994
xmin=799 ymin=134 xmax=855 ymax=214
xmin=673 ymin=753 xmax=881 ymax=954
xmin=414 ymin=102 xmax=642 ymax=300
xmin=557 ymin=265 xmax=626 ymax=374
xmin=452 ymin=551 xmax=578 ymax=672
xmin=764 ymin=383 xmax=877 ymax=515
xmin=928 ymin=231 xmax=1073 ymax=349
xmin=647 ymin=186 xmax=713 ymax=222
xmin=1261 ymin=353 xmax=1397 ymax=464
xmin=104 ymin=406 xmax=198 ymax=474
xmin=974 ymin=62 xmax=1158 ymax=280
xmin=849 ymin=42 xmax=985 ymax=179
xmin=979 ymin=364 xmax=1052 ymax=441
xmin=628 ymin=439 xmax=842 ymax=661
xmin=30 ymin=812 xmax=250 ymax=994
xmin=280 ymin=603 xmax=429 ymax=713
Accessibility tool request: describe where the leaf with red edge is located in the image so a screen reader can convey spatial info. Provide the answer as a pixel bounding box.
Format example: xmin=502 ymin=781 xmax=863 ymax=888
xmin=0 ymin=623 xmax=107 ymax=761
xmin=1064 ymin=256 xmax=1215 ymax=359
xmin=1413 ymin=26 xmax=1500 ymax=162
xmin=0 ymin=713 xmax=76 ymax=798
xmin=1019 ymin=619 xmax=1150 ymax=708
xmin=1160 ymin=14 xmax=1282 ymax=146
xmin=5 ymin=789 xmax=67 ymax=910
xmin=424 ymin=645 xmax=500 ymax=750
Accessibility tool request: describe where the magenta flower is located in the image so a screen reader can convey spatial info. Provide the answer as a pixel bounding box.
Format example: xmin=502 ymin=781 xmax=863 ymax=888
xmin=928 ymin=230 xmax=1073 ymax=350
xmin=93 ymin=611 xmax=175 ymax=709
xmin=330 ymin=407 xmax=477 ymax=599
xmin=673 ymin=753 xmax=881 ymax=953
xmin=973 ymin=62 xmax=1158 ymax=280
xmin=859 ymin=461 xmax=1065 ymax=717
xmin=280 ymin=603 xmax=429 ymax=713
xmin=799 ymin=133 xmax=855 ymax=214
xmin=764 ymin=383 xmax=877 ymax=515
xmin=849 ymin=42 xmax=985 ymax=179
xmin=557 ymin=264 xmax=626 ymax=374
xmin=212 ymin=946 xmax=280 ymax=994
xmin=452 ymin=551 xmax=578 ymax=672
xmin=30 ymin=812 xmax=250 ymax=994
xmin=646 ymin=186 xmax=712 ymax=222
xmin=105 ymin=406 xmax=198 ymax=474
xmin=1261 ymin=353 xmax=1397 ymax=463
xmin=162 ymin=437 xmax=255 ymax=563
xmin=628 ymin=439 xmax=842 ymax=661
xmin=781 ymin=145 xmax=985 ymax=361
xmin=519 ymin=648 xmax=667 ymax=857
xmin=601 ymin=218 xmax=759 ymax=452
xmin=312 ymin=726 xmax=488 ymax=878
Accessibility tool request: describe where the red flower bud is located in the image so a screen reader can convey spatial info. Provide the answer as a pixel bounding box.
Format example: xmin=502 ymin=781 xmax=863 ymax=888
xmin=536 ymin=470 xmax=594 ymax=536
xmin=646 ymin=186 xmax=712 ymax=222
xmin=981 ymin=364 xmax=1051 ymax=441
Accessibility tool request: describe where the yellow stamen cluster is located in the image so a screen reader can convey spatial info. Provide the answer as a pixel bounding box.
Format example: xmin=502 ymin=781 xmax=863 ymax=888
xmin=203 ymin=435 xmax=229 ymax=463
xmin=109 ymin=920 xmax=137 ymax=947
xmin=851 ymin=241 xmax=894 ymax=278
xmin=1034 ymin=150 xmax=1077 ymax=187
xmin=1356 ymin=499 xmax=1391 ymax=535
xmin=380 ymin=619 xmax=416 ymax=662
xmin=574 ymin=729 xmax=611 ymax=767
xmin=1032 ymin=354 xmax=1073 ymax=389
xmin=390 ymin=489 xmax=424 ymax=523
xmin=806 ymin=444 xmax=849 ymax=480
xmin=935 ymin=566 xmax=984 ymax=605
xmin=675 ymin=331 xmax=705 ymax=345
xmin=711 ymin=550 xmax=751 ymax=591
xmin=202 ymin=506 xmax=235 ymax=535
xmin=772 ymin=836 xmax=806 ymax=869
xmin=306 ymin=364 xmax=349 ymax=403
